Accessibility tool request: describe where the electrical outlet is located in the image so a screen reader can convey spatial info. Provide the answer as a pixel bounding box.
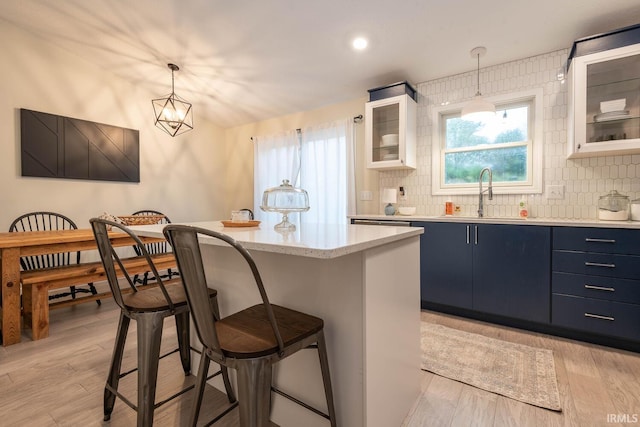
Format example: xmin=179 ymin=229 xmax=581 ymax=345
xmin=546 ymin=184 xmax=564 ymax=200
xmin=399 ymin=186 xmax=407 ymax=201
xmin=360 ymin=190 xmax=373 ymax=201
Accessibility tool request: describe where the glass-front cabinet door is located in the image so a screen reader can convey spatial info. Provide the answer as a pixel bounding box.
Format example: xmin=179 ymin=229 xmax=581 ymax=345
xmin=568 ymin=43 xmax=640 ymax=158
xmin=365 ymin=94 xmax=416 ymax=169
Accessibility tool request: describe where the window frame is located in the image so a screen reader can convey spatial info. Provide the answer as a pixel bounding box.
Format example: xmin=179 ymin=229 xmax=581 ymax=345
xmin=431 ymin=88 xmax=544 ymax=196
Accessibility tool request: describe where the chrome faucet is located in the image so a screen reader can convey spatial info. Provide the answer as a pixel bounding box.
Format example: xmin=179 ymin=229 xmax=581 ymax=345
xmin=478 ymin=167 xmax=493 ymax=217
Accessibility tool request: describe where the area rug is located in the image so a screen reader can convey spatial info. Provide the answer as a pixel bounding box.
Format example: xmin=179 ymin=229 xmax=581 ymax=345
xmin=421 ymin=323 xmax=562 ymax=411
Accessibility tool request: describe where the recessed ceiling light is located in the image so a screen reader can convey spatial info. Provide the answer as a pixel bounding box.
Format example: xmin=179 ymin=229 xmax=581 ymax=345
xmin=352 ymin=37 xmax=368 ymax=51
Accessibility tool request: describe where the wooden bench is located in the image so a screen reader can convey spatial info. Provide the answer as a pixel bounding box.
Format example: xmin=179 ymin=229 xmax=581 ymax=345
xmin=21 ymin=253 xmax=178 ymax=340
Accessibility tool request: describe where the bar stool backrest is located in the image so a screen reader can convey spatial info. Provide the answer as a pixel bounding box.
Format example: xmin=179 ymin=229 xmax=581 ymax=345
xmin=163 ymin=224 xmax=286 ymax=359
xmin=90 ymin=218 xmax=175 ymax=315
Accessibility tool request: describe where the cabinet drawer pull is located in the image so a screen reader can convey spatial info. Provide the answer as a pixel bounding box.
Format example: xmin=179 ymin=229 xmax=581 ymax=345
xmin=585 ymin=262 xmax=615 ymax=268
xmin=584 ymin=284 xmax=615 ymax=292
xmin=584 ymin=313 xmax=614 ymax=321
xmin=466 ymin=225 xmax=470 ymax=245
xmin=585 ymin=238 xmax=616 ymax=244
xmin=474 ymin=226 xmax=478 ymax=245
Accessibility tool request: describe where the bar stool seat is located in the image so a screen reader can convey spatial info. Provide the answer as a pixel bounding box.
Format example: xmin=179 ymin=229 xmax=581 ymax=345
xmin=121 ymin=280 xmax=194 ymax=311
xmin=164 ymin=224 xmax=337 ymax=427
xmin=216 ymin=304 xmax=323 ymax=358
xmin=90 ymin=218 xmax=236 ymax=427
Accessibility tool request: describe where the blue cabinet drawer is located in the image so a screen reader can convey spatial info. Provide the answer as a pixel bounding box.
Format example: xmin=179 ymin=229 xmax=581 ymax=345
xmin=552 ymin=294 xmax=640 ymax=341
xmin=553 ymin=227 xmax=640 ymax=255
xmin=552 ymin=272 xmax=640 ymax=304
xmin=553 ymin=250 xmax=640 ymax=279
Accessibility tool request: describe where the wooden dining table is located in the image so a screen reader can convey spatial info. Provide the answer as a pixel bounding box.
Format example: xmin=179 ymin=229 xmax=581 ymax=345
xmin=0 ymin=228 xmax=165 ymax=346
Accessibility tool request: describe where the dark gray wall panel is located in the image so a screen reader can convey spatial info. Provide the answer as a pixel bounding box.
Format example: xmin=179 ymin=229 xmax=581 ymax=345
xmin=20 ymin=108 xmax=140 ymax=182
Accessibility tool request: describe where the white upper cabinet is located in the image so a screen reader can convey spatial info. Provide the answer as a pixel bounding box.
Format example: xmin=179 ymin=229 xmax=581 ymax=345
xmin=365 ymin=94 xmax=417 ymax=170
xmin=567 ymin=25 xmax=640 ymax=158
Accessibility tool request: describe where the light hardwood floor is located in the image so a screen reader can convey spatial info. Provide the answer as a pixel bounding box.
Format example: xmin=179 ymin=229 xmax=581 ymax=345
xmin=1 ymin=300 xmax=639 ymax=426
xmin=407 ymin=311 xmax=640 ymax=427
xmin=0 ymin=299 xmax=259 ymax=427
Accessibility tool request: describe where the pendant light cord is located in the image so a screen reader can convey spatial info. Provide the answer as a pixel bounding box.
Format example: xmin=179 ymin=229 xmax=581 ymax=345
xmin=476 ymin=53 xmax=481 ymax=96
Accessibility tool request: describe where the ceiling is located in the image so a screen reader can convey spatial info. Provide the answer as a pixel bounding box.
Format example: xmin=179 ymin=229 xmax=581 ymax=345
xmin=2 ymin=0 xmax=640 ymax=128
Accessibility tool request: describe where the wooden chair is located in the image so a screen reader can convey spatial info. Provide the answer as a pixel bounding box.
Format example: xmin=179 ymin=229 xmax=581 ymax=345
xmin=9 ymin=211 xmax=99 ymax=304
xmin=163 ymin=224 xmax=337 ymax=427
xmin=131 ymin=210 xmax=179 ymax=285
xmin=90 ymin=218 xmax=236 ymax=426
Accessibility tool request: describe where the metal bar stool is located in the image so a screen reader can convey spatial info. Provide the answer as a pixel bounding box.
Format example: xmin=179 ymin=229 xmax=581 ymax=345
xmin=163 ymin=224 xmax=337 ymax=427
xmin=91 ymin=219 xmax=236 ymax=426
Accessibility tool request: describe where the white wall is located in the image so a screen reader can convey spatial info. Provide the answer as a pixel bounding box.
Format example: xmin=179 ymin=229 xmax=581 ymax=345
xmin=0 ymin=22 xmax=228 ymax=230
xmin=380 ymin=48 xmax=640 ymax=219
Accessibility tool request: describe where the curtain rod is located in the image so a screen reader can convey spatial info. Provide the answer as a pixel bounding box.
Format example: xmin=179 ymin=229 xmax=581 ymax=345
xmin=250 ymin=114 xmax=363 ymax=142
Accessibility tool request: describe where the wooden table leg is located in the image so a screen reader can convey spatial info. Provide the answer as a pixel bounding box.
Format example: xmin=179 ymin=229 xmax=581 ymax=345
xmin=27 ymin=283 xmax=50 ymax=340
xmin=1 ymin=248 xmax=22 ymax=346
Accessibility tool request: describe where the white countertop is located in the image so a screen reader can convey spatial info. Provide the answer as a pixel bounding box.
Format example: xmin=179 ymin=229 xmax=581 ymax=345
xmin=130 ymin=220 xmax=423 ymax=259
xmin=349 ymin=214 xmax=640 ymax=229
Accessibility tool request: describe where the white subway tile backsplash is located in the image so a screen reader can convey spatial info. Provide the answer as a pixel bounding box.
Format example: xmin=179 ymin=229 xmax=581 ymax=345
xmin=379 ymin=48 xmax=640 ymax=220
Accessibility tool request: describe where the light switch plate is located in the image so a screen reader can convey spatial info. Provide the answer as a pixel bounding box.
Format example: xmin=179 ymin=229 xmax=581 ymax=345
xmin=360 ymin=190 xmax=373 ymax=201
xmin=546 ymin=184 xmax=564 ymax=199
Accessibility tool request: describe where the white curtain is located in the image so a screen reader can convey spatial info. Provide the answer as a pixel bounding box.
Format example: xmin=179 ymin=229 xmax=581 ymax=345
xmin=300 ymin=118 xmax=356 ymax=224
xmin=253 ymin=130 xmax=300 ymax=221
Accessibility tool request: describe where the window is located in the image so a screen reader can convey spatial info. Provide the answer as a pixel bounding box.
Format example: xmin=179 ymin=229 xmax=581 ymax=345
xmin=432 ymin=89 xmax=543 ymax=195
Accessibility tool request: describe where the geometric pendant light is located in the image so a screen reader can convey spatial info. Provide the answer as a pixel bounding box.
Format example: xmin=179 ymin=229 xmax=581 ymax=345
xmin=461 ymin=47 xmax=496 ymax=121
xmin=152 ymin=63 xmax=194 ymax=137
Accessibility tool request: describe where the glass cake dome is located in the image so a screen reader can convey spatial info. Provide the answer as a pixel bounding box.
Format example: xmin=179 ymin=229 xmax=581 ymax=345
xmin=260 ymin=179 xmax=310 ymax=231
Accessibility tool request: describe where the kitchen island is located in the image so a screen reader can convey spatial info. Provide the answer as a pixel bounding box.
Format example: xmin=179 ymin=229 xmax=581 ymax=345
xmin=130 ymin=220 xmax=423 ymax=427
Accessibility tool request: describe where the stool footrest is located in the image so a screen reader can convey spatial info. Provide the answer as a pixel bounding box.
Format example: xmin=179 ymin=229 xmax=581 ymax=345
xmin=117 ymin=347 xmax=181 ymax=380
xmin=106 ymin=350 xmax=227 ymax=412
xmin=154 ymin=369 xmax=225 ymax=409
xmin=271 ymin=386 xmax=331 ymax=421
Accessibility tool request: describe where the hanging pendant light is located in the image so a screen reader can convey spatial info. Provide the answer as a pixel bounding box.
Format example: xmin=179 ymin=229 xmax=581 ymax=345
xmin=152 ymin=63 xmax=193 ymax=137
xmin=461 ymin=46 xmax=495 ymax=121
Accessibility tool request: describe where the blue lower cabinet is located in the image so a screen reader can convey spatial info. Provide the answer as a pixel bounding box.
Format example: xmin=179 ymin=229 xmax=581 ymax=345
xmin=473 ymin=224 xmax=551 ymax=323
xmin=416 ymin=222 xmax=551 ymax=323
xmin=410 ymin=220 xmax=640 ymax=349
xmin=552 ymin=294 xmax=640 ymax=341
xmin=551 ymin=226 xmax=640 ymax=344
xmin=416 ymin=222 xmax=473 ymax=309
